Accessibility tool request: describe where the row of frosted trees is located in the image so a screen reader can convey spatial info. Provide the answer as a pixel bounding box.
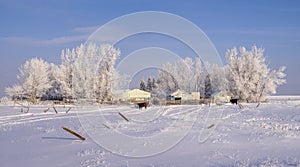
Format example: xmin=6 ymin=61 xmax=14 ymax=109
xmin=154 ymin=45 xmax=286 ymax=102
xmin=6 ymin=44 xmax=286 ymax=103
xmin=6 ymin=43 xmax=121 ymax=103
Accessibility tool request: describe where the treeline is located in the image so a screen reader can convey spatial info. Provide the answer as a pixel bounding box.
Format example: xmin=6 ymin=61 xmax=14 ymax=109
xmin=6 ymin=43 xmax=121 ymax=103
xmin=140 ymin=46 xmax=286 ymax=102
xmin=6 ymin=44 xmax=286 ymax=103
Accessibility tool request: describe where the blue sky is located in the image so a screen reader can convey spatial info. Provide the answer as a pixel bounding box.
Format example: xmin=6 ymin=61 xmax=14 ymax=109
xmin=1 ymin=0 xmax=300 ymax=97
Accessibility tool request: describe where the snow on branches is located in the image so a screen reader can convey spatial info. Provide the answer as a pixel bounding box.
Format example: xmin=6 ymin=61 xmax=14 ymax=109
xmin=156 ymin=45 xmax=285 ymax=102
xmin=6 ymin=44 xmax=286 ymax=103
xmin=60 ymin=43 xmax=121 ymax=102
xmin=6 ymin=58 xmax=51 ymax=102
xmin=157 ymin=57 xmax=202 ymax=95
xmin=6 ymin=43 xmax=121 ymax=103
xmin=225 ymin=45 xmax=286 ymax=102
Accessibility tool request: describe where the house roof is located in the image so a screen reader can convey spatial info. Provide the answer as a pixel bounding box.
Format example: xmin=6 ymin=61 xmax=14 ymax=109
xmin=171 ymin=89 xmax=198 ymax=98
xmin=171 ymin=89 xmax=185 ymax=97
xmin=128 ymin=89 xmax=151 ymax=98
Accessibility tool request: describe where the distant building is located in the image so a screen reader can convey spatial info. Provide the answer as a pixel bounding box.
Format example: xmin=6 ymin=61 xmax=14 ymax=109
xmin=211 ymin=91 xmax=231 ymax=104
xmin=169 ymin=89 xmax=200 ymax=100
xmin=112 ymin=90 xmax=129 ymax=102
xmin=127 ymin=89 xmax=151 ymax=103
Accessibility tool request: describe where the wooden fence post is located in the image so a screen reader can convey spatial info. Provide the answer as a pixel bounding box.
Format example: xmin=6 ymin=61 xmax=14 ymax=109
xmin=62 ymin=126 xmax=86 ymax=141
xmin=118 ymin=112 xmax=129 ymax=122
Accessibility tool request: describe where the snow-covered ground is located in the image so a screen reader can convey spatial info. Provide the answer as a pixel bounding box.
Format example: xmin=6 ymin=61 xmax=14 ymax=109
xmin=0 ymin=97 xmax=300 ymax=167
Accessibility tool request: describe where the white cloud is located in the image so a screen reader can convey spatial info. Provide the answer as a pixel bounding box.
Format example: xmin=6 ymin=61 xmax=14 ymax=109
xmin=1 ymin=25 xmax=129 ymax=46
xmin=36 ymin=35 xmax=89 ymax=45
xmin=85 ymin=25 xmax=129 ymax=42
xmin=72 ymin=26 xmax=99 ymax=34
xmin=206 ymin=27 xmax=300 ymax=37
xmin=2 ymin=35 xmax=88 ymax=46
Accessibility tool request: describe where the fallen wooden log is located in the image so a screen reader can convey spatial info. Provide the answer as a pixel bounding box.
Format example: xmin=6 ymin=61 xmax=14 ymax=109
xmin=102 ymin=123 xmax=110 ymax=129
xmin=62 ymin=126 xmax=86 ymax=141
xmin=65 ymin=107 xmax=72 ymax=113
xmin=207 ymin=124 xmax=215 ymax=129
xmin=118 ymin=112 xmax=129 ymax=122
xmin=53 ymin=106 xmax=58 ymax=114
xmin=44 ymin=107 xmax=50 ymax=113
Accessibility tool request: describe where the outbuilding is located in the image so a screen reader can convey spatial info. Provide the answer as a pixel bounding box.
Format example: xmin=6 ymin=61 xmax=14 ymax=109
xmin=127 ymin=89 xmax=151 ymax=103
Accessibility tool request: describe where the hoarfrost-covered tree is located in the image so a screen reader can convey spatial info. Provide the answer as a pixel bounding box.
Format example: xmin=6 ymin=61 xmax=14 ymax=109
xmin=194 ymin=58 xmax=202 ymax=92
xmin=72 ymin=44 xmax=92 ymax=99
xmin=157 ymin=68 xmax=179 ymax=96
xmin=44 ymin=63 xmax=63 ymax=100
xmin=157 ymin=57 xmax=203 ymax=94
xmin=257 ymin=66 xmax=286 ymax=101
xmin=6 ymin=58 xmax=51 ymax=102
xmin=56 ymin=48 xmax=74 ymax=99
xmin=176 ymin=58 xmax=194 ymax=92
xmin=226 ymin=45 xmax=286 ymax=102
xmin=6 ymin=43 xmax=121 ymax=103
xmin=204 ymin=62 xmax=226 ymax=93
xmin=111 ymin=72 xmax=130 ymax=93
xmin=95 ymin=44 xmax=120 ymax=102
xmin=5 ymin=84 xmax=23 ymax=99
xmin=65 ymin=43 xmax=120 ymax=101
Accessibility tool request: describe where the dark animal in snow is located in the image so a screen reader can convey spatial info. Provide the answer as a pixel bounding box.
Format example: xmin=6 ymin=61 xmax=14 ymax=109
xmin=230 ymin=98 xmax=238 ymax=105
xmin=137 ymin=102 xmax=148 ymax=109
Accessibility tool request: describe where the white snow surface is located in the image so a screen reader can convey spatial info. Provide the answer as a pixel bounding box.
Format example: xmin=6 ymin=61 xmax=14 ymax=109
xmin=0 ymin=98 xmax=300 ymax=167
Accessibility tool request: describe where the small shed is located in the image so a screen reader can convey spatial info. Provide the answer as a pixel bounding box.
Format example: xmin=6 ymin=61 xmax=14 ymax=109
xmin=128 ymin=89 xmax=151 ymax=102
xmin=190 ymin=92 xmax=200 ymax=100
xmin=169 ymin=89 xmax=185 ymax=101
xmin=112 ymin=90 xmax=129 ymax=102
xmin=211 ymin=91 xmax=231 ymax=104
xmin=168 ymin=89 xmax=200 ymax=101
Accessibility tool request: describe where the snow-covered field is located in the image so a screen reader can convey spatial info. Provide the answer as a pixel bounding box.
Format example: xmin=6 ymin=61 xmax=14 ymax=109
xmin=1 ymin=97 xmax=300 ymax=167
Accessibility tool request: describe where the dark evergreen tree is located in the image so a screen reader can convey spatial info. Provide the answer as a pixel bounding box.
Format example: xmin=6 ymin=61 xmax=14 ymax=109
xmin=204 ymin=74 xmax=212 ymax=99
xmin=140 ymin=79 xmax=146 ymax=91
xmin=44 ymin=80 xmax=63 ymax=101
xmin=152 ymin=78 xmax=156 ymax=90
xmin=146 ymin=77 xmax=152 ymax=92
